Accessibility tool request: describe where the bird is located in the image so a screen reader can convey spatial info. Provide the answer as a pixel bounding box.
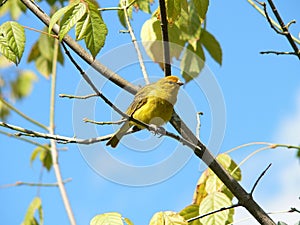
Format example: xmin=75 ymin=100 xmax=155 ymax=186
xmin=106 ymin=75 xmax=184 ymax=148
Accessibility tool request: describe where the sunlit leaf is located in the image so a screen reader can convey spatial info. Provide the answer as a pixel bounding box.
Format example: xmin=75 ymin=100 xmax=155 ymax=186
xmin=76 ymin=13 xmax=90 ymax=40
xmin=27 ymin=33 xmax=64 ymax=78
xmin=30 ymin=144 xmax=52 ymax=171
xmin=179 ymin=205 xmax=200 ymax=225
xmin=84 ymin=0 xmax=108 ymax=58
xmin=10 ymin=70 xmax=37 ymax=99
xmin=0 ymin=21 xmax=25 ymax=65
xmin=141 ymin=18 xmax=184 ymax=69
xmin=124 ymin=217 xmax=134 ymax=225
xmin=22 ymin=197 xmax=43 ymax=225
xmin=48 ymin=0 xmax=80 ymax=34
xmin=149 ymin=211 xmax=187 ymax=225
xmin=215 ymin=154 xmax=241 ymax=181
xmin=90 ymin=212 xmax=123 ymax=225
xmin=199 ymin=192 xmax=232 ymax=225
xmin=59 ymin=1 xmax=87 ymax=40
xmin=192 ymin=170 xmax=209 ymax=205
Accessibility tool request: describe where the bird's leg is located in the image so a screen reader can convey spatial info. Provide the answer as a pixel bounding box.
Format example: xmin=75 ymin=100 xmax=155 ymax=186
xmin=148 ymin=124 xmax=166 ymax=137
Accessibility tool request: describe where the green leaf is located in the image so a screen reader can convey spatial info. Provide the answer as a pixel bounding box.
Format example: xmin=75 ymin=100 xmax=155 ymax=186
xmin=277 ymin=222 xmax=288 ymax=225
xmin=27 ymin=33 xmax=64 ymax=78
xmin=39 ymin=147 xmax=52 ymax=171
xmin=149 ymin=211 xmax=187 ymax=225
xmin=59 ymin=2 xmax=87 ymax=41
xmin=48 ymin=0 xmax=80 ymax=34
xmin=0 ymin=21 xmax=25 ymax=65
xmin=192 ymin=170 xmax=209 ymax=205
xmin=201 ymin=30 xmax=222 ymax=65
xmin=76 ymin=13 xmax=90 ymax=40
xmin=90 ymin=212 xmax=124 ymax=225
xmin=193 ymin=0 xmax=209 ymax=22
xmin=199 ymin=192 xmax=232 ymax=225
xmin=22 ymin=197 xmax=43 ymax=225
xmin=165 ymin=0 xmax=186 ymax=24
xmin=216 ymin=154 xmax=241 ymax=181
xmin=0 ymin=99 xmax=10 ymax=120
xmin=11 ymin=70 xmax=37 ymax=99
xmin=141 ymin=18 xmax=184 ymax=69
xmin=181 ymin=43 xmax=205 ymax=83
xmin=117 ymin=1 xmax=133 ymax=28
xmin=84 ymin=0 xmax=108 ymax=58
xmin=124 ymin=217 xmax=134 ymax=225
xmin=30 ymin=144 xmax=52 ymax=171
xmin=135 ymin=0 xmax=151 ymax=13
xmin=179 ymin=205 xmax=201 ymax=225
xmin=175 ymin=0 xmax=201 ymax=42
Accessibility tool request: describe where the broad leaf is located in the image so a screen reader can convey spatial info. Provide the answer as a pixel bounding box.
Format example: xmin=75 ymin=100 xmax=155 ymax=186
xmin=22 ymin=197 xmax=43 ymax=225
xmin=59 ymin=2 xmax=87 ymax=40
xmin=76 ymin=13 xmax=90 ymax=40
xmin=181 ymin=43 xmax=205 ymax=83
xmin=48 ymin=0 xmax=80 ymax=34
xmin=27 ymin=33 xmax=64 ymax=78
xmin=0 ymin=21 xmax=25 ymax=65
xmin=201 ymin=30 xmax=222 ymax=65
xmin=84 ymin=0 xmax=108 ymax=58
xmin=90 ymin=212 xmax=123 ymax=225
xmin=149 ymin=211 xmax=187 ymax=225
xmin=179 ymin=205 xmax=200 ymax=225
xmin=199 ymin=192 xmax=232 ymax=225
xmin=215 ymin=154 xmax=241 ymax=181
xmin=141 ymin=18 xmax=184 ymax=69
xmin=0 ymin=99 xmax=10 ymax=120
xmin=10 ymin=70 xmax=37 ymax=99
xmin=30 ymin=144 xmax=52 ymax=171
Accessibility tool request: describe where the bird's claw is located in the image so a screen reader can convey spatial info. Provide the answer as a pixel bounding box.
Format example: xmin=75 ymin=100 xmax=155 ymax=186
xmin=148 ymin=124 xmax=166 ymax=137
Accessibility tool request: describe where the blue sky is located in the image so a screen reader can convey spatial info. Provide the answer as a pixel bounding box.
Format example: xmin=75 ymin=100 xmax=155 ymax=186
xmin=1 ymin=0 xmax=300 ymax=224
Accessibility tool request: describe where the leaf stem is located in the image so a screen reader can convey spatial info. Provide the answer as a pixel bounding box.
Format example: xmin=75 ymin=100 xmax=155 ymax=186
xmin=122 ymin=0 xmax=150 ymax=84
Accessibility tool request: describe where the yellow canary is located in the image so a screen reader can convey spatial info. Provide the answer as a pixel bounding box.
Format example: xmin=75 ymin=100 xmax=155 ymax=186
xmin=106 ymin=75 xmax=183 ymax=148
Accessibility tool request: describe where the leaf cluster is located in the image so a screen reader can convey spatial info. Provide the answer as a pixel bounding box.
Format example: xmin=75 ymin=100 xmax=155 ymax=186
xmin=140 ymin=0 xmax=222 ymax=83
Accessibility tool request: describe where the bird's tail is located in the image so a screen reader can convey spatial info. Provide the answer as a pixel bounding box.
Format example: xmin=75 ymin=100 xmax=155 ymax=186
xmin=106 ymin=121 xmax=131 ymax=148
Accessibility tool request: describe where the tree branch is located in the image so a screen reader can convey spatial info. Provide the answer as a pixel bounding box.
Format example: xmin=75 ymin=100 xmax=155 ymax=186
xmin=122 ymin=0 xmax=150 ymax=84
xmin=0 ymin=178 xmax=72 ymax=188
xmin=257 ymin=0 xmax=300 ymax=59
xmin=0 ymin=97 xmax=48 ymax=131
xmin=19 ymin=1 xmax=276 ymax=224
xmin=158 ymin=0 xmax=171 ymax=76
xmin=49 ymin=38 xmax=76 ymax=225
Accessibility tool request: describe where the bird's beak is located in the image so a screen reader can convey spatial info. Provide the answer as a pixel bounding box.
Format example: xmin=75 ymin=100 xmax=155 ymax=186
xmin=177 ymin=80 xmax=184 ymax=86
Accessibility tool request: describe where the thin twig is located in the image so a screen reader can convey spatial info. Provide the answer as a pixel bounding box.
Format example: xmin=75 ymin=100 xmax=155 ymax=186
xmin=20 ymin=1 xmax=277 ymax=223
xmin=158 ymin=0 xmax=171 ymax=76
xmin=196 ymin=112 xmax=203 ymax=139
xmin=0 ymin=97 xmax=48 ymax=131
xmin=83 ymin=118 xmax=126 ymax=125
xmin=0 ymin=178 xmax=72 ymax=188
xmin=0 ymin=129 xmax=49 ymax=150
xmin=260 ymin=50 xmax=298 ymax=55
xmin=59 ymin=93 xmax=98 ymax=99
xmin=259 ymin=0 xmax=300 ymax=59
xmin=122 ymin=0 xmax=150 ymax=84
xmin=250 ymin=163 xmax=272 ymax=195
xmin=49 ymin=38 xmax=76 ymax=225
xmin=258 ymin=1 xmax=286 ymax=35
xmin=187 ymin=204 xmax=239 ymax=223
xmin=247 ymin=0 xmax=300 ymax=45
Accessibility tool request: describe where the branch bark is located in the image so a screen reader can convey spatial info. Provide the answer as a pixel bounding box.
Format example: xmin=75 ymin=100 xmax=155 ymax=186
xmin=20 ymin=0 xmax=276 ymax=224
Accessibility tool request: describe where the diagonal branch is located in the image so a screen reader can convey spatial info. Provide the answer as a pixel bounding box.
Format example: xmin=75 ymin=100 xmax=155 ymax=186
xmin=20 ymin=1 xmax=276 ymax=224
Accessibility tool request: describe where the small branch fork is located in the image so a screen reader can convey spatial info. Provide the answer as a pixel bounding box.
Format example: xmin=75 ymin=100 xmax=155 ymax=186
xmin=255 ymin=0 xmax=300 ymax=59
xmin=187 ymin=164 xmax=272 ymax=223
